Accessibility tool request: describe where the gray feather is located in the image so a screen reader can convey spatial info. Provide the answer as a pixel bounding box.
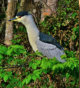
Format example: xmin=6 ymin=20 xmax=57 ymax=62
xmin=36 ymin=39 xmax=65 ymax=63
xmin=39 ymin=32 xmax=63 ymax=50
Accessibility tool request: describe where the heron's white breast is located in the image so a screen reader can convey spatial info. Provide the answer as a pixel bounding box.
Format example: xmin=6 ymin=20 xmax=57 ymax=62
xmin=28 ymin=34 xmax=38 ymax=52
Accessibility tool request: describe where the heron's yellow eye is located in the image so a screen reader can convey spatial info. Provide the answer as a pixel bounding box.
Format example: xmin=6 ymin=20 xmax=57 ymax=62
xmin=16 ymin=16 xmax=22 ymax=18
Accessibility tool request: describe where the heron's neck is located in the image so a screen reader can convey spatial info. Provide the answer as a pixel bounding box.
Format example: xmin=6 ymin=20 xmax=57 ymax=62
xmin=24 ymin=17 xmax=39 ymax=38
xmin=23 ymin=16 xmax=39 ymax=51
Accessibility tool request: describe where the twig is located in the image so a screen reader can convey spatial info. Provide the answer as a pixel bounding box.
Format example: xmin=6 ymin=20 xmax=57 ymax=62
xmin=2 ymin=0 xmax=6 ymax=12
xmin=0 ymin=64 xmax=28 ymax=69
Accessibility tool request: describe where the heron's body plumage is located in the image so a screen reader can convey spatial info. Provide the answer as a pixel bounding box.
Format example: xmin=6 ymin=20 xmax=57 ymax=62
xmin=9 ymin=11 xmax=66 ymax=63
xmin=23 ymin=15 xmax=65 ymax=62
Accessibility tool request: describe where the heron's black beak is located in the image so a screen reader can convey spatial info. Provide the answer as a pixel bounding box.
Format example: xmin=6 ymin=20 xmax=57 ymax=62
xmin=8 ymin=17 xmax=17 ymax=21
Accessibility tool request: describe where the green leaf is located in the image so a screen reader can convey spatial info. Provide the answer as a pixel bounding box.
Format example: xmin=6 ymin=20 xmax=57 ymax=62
xmin=6 ymin=48 xmax=13 ymax=56
xmin=72 ymin=13 xmax=77 ymax=18
xmin=66 ymin=73 xmax=70 ymax=79
xmin=72 ymin=26 xmax=79 ymax=33
xmin=40 ymin=58 xmax=52 ymax=69
xmin=52 ymin=64 xmax=64 ymax=72
xmin=22 ymin=75 xmax=32 ymax=85
xmin=0 ymin=45 xmax=7 ymax=54
xmin=31 ymin=63 xmax=38 ymax=69
xmin=32 ymin=69 xmax=42 ymax=81
xmin=29 ymin=60 xmax=41 ymax=69
xmin=33 ymin=69 xmax=42 ymax=75
xmin=70 ymin=81 xmax=75 ymax=85
xmin=26 ymin=75 xmax=31 ymax=84
xmin=32 ymin=74 xmax=40 ymax=81
xmin=72 ymin=27 xmax=77 ymax=32
xmin=0 ymin=54 xmax=3 ymax=59
xmin=3 ymin=75 xmax=8 ymax=82
xmin=61 ymin=54 xmax=67 ymax=59
xmin=35 ymin=51 xmax=43 ymax=57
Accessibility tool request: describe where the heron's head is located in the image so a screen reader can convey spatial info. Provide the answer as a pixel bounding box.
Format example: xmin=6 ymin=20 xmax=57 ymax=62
xmin=9 ymin=11 xmax=32 ymax=24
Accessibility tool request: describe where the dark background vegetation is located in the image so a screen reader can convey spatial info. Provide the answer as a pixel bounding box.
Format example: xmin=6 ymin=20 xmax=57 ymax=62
xmin=0 ymin=0 xmax=79 ymax=88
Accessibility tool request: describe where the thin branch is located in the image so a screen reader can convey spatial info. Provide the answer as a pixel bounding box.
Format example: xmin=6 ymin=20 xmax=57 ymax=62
xmin=2 ymin=0 xmax=6 ymax=12
xmin=0 ymin=64 xmax=28 ymax=69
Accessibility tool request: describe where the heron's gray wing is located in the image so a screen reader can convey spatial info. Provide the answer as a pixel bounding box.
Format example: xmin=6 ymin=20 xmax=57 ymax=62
xmin=39 ymin=32 xmax=63 ymax=50
xmin=36 ymin=39 xmax=65 ymax=63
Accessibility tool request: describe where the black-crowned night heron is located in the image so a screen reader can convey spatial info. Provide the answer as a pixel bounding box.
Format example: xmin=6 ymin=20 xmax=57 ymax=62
xmin=9 ymin=11 xmax=65 ymax=63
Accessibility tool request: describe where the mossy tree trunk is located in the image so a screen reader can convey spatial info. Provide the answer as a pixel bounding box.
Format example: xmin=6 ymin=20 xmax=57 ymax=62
xmin=18 ymin=0 xmax=26 ymax=11
xmin=4 ymin=0 xmax=17 ymax=46
xmin=34 ymin=0 xmax=58 ymax=21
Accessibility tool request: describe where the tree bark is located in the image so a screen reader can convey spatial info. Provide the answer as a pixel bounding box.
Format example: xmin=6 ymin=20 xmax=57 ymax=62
xmin=18 ymin=0 xmax=26 ymax=11
xmin=34 ymin=0 xmax=58 ymax=21
xmin=4 ymin=0 xmax=17 ymax=46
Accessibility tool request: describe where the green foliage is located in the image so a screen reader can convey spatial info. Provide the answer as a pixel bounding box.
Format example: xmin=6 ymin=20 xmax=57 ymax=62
xmin=18 ymin=25 xmax=26 ymax=32
xmin=12 ymin=35 xmax=22 ymax=44
xmin=0 ymin=45 xmax=28 ymax=88
xmin=71 ymin=26 xmax=79 ymax=40
xmin=0 ymin=44 xmax=79 ymax=88
xmin=40 ymin=0 xmax=79 ymax=51
xmin=21 ymin=52 xmax=79 ymax=87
